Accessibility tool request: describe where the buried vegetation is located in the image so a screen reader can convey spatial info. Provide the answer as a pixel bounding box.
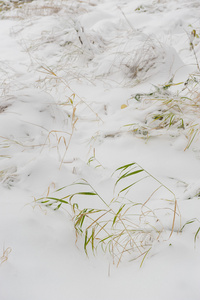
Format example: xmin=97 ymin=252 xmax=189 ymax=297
xmin=123 ymin=75 xmax=200 ymax=150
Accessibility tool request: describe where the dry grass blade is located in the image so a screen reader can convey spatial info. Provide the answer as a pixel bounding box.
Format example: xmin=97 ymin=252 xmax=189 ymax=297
xmin=0 ymin=247 xmax=12 ymax=265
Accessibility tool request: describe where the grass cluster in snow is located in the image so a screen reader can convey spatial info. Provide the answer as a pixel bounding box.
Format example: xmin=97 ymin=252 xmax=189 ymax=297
xmin=37 ymin=161 xmax=177 ymax=266
xmin=1 ymin=0 xmax=200 ymax=272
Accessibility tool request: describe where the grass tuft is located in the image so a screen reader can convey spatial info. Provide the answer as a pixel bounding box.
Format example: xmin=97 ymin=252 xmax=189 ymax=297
xmin=124 ymin=76 xmax=200 ymax=149
xmin=36 ymin=161 xmax=178 ymax=266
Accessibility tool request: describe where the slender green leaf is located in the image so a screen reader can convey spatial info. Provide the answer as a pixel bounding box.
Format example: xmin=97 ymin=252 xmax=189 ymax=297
xmin=140 ymin=247 xmax=152 ymax=268
xmin=55 ymin=186 xmax=68 ymax=192
xmin=91 ymin=227 xmax=95 ymax=252
xmin=84 ymin=229 xmax=88 ymax=255
xmin=115 ymin=163 xmax=136 ymax=173
xmin=54 ymin=203 xmax=62 ymax=210
xmin=46 ymin=197 xmax=69 ymax=204
xmin=194 ymin=227 xmax=200 ymax=243
xmin=119 ymin=179 xmax=142 ymax=194
xmin=80 ymin=214 xmax=86 ymax=229
xmin=112 ymin=204 xmax=126 ymax=226
xmin=75 ymin=192 xmax=97 ymax=196
xmin=116 ymin=169 xmax=143 ymax=185
xmin=180 ymin=219 xmax=196 ymax=232
xmin=99 ymin=235 xmax=113 ymax=243
xmin=40 ymin=200 xmax=50 ymax=204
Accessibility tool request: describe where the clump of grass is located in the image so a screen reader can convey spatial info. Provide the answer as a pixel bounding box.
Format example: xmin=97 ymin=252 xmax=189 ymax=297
xmin=0 ymin=0 xmax=61 ymax=17
xmin=37 ymin=66 xmax=103 ymax=167
xmin=37 ymin=162 xmax=178 ymax=266
xmin=0 ymin=1 xmax=12 ymax=12
xmin=125 ymin=76 xmax=200 ymax=149
xmin=0 ymin=0 xmax=33 ymax=13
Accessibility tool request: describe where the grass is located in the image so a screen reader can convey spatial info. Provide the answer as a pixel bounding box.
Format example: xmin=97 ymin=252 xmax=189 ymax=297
xmin=37 ymin=66 xmax=103 ymax=167
xmin=123 ymin=75 xmax=200 ymax=149
xmin=1 ymin=0 xmax=199 ymax=268
xmin=0 ymin=0 xmax=34 ymax=13
xmin=36 ymin=162 xmax=178 ymax=266
xmin=0 ymin=246 xmax=12 ymax=265
xmin=0 ymin=0 xmax=61 ymax=16
xmin=180 ymin=218 xmax=200 ymax=247
xmin=39 ymin=66 xmax=103 ymax=122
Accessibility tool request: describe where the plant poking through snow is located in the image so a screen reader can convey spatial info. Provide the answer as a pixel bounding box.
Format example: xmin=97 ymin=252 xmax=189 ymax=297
xmin=39 ymin=66 xmax=103 ymax=122
xmin=126 ymin=76 xmax=200 ymax=149
xmin=180 ymin=218 xmax=200 ymax=247
xmin=36 ymin=162 xmax=178 ymax=266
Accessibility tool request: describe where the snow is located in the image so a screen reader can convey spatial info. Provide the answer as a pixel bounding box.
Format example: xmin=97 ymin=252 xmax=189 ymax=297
xmin=0 ymin=0 xmax=200 ymax=299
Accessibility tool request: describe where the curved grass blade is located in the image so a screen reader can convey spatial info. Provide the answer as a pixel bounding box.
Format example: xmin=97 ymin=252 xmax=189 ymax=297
xmin=115 ymin=169 xmax=143 ymax=186
xmin=44 ymin=197 xmax=69 ymax=204
xmin=115 ymin=162 xmax=136 ymax=173
xmin=180 ymin=218 xmax=197 ymax=232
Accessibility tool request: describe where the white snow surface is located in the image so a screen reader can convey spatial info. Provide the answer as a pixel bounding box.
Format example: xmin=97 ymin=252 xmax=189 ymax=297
xmin=0 ymin=0 xmax=200 ymax=299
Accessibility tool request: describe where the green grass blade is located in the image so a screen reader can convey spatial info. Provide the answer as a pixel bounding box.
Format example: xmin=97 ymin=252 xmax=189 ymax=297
xmin=115 ymin=162 xmax=136 ymax=172
xmin=180 ymin=219 xmax=196 ymax=232
xmin=84 ymin=229 xmax=88 ymax=256
xmin=194 ymin=227 xmax=200 ymax=244
xmin=116 ymin=169 xmax=143 ymax=185
xmin=112 ymin=204 xmax=126 ymax=226
xmin=54 ymin=203 xmax=62 ymax=210
xmin=140 ymin=247 xmax=151 ymax=268
xmin=75 ymin=192 xmax=97 ymax=196
xmin=46 ymin=197 xmax=69 ymax=204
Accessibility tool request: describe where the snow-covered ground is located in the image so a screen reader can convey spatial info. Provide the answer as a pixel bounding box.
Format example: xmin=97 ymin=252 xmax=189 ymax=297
xmin=0 ymin=0 xmax=200 ymax=299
